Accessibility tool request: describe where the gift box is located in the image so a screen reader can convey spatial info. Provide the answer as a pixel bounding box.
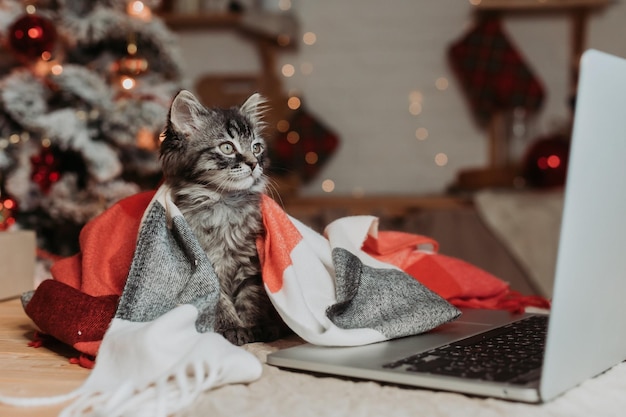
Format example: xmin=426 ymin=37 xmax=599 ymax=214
xmin=0 ymin=230 xmax=36 ymax=300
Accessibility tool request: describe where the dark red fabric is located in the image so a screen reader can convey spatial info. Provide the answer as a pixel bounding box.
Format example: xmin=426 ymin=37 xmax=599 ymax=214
xmin=448 ymin=17 xmax=545 ymax=125
xmin=24 ymin=279 xmax=119 ymax=352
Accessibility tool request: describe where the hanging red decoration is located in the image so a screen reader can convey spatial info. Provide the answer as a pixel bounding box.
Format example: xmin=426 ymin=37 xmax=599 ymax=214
xmin=269 ymin=105 xmax=340 ymax=183
xmin=30 ymin=146 xmax=61 ymax=193
xmin=0 ymin=195 xmax=18 ymax=231
xmin=8 ymin=14 xmax=58 ymax=61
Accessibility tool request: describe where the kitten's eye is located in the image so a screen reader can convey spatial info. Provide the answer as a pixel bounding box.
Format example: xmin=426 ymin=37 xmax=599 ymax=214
xmin=219 ymin=142 xmax=235 ymax=155
xmin=252 ymin=143 xmax=263 ymax=155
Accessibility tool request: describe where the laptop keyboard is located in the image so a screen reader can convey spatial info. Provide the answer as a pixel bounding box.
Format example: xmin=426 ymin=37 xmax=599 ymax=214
xmin=383 ymin=314 xmax=548 ymax=385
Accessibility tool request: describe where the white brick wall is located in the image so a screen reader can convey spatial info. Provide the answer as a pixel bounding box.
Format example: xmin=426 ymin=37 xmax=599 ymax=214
xmin=176 ymin=1 xmax=626 ymax=196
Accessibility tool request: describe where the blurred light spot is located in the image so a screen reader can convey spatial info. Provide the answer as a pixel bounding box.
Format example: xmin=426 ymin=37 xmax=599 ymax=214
xmin=322 ymin=179 xmax=335 ymax=193
xmin=435 ymin=153 xmax=448 ymax=166
xmin=277 ymin=34 xmax=291 ymax=47
xmin=278 ymin=0 xmax=292 ymax=11
xmin=287 ymin=131 xmax=300 ymax=144
xmin=415 ymin=127 xmax=429 ymax=141
xmin=282 ymin=64 xmax=295 ymax=77
xmin=547 ymin=155 xmax=561 ymax=168
xmin=305 ymin=152 xmax=318 ymax=164
xmin=277 ymin=120 xmax=290 ymax=132
xmin=409 ymin=101 xmax=422 ymax=116
xmin=287 ymin=96 xmax=301 ymax=110
xmin=409 ymin=90 xmax=423 ymax=103
xmin=303 ymin=32 xmax=317 ymax=45
xmin=51 ymin=64 xmax=63 ymax=75
xmin=435 ymin=77 xmax=449 ymax=91
xmin=121 ymin=76 xmax=136 ymax=90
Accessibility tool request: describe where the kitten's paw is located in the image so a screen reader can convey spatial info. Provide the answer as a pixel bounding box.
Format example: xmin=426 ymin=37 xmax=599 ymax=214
xmin=220 ymin=327 xmax=255 ymax=346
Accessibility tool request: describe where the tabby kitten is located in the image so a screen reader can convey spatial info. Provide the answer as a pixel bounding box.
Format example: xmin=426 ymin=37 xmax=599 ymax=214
xmin=160 ymin=90 xmax=286 ymax=345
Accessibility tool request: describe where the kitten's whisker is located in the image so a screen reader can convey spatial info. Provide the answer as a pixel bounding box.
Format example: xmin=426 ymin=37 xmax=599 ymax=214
xmin=263 ymin=176 xmax=286 ymax=209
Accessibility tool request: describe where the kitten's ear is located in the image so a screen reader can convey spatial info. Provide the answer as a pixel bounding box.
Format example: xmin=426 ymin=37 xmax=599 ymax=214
xmin=169 ymin=90 xmax=206 ymax=137
xmin=240 ymin=93 xmax=266 ymax=126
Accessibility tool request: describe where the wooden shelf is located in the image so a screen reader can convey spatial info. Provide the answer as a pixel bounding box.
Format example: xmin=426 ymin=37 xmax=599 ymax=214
xmin=282 ymin=195 xmax=472 ymax=218
xmin=157 ymin=11 xmax=299 ymax=48
xmin=157 ymin=12 xmax=242 ymax=29
xmin=473 ymin=0 xmax=610 ymax=10
xmin=455 ymin=0 xmax=610 ymax=190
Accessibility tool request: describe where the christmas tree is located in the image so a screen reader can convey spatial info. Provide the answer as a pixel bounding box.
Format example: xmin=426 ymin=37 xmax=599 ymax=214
xmin=0 ymin=0 xmax=183 ymax=255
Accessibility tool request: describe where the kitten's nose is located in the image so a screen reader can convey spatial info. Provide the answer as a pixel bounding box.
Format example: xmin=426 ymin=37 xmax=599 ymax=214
xmin=246 ymin=160 xmax=258 ymax=171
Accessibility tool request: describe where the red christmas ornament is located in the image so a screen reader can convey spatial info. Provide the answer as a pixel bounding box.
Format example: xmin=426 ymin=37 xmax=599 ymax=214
xmin=31 ymin=146 xmax=61 ymax=193
xmin=8 ymin=14 xmax=57 ymax=61
xmin=522 ymin=134 xmax=570 ymax=188
xmin=0 ymin=195 xmax=18 ymax=231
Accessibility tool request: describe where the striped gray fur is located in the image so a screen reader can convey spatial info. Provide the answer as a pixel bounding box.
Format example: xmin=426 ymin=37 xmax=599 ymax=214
xmin=159 ymin=90 xmax=287 ymax=345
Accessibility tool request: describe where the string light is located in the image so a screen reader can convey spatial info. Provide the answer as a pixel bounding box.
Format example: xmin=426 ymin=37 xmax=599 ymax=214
xmin=305 ymin=151 xmax=318 ymax=164
xmin=435 ymin=153 xmax=448 ymax=167
xmin=278 ymin=0 xmax=292 ymax=11
xmin=25 ymin=4 xmax=36 ymax=14
xmin=435 ymin=77 xmax=449 ymax=91
xmin=276 ymin=120 xmax=290 ymax=132
xmin=287 ymin=96 xmax=301 ymax=110
xmin=408 ymin=89 xmax=423 ymax=116
xmin=537 ymin=155 xmax=561 ymax=170
xmin=127 ymin=1 xmax=152 ymax=20
xmin=281 ymin=64 xmax=295 ymax=77
xmin=415 ymin=127 xmax=429 ymax=141
xmin=409 ymin=101 xmax=422 ymax=116
xmin=136 ymin=127 xmax=157 ymax=150
xmin=321 ymin=179 xmax=335 ymax=193
xmin=409 ymin=90 xmax=423 ymax=102
xmin=286 ymin=131 xmax=299 ymax=144
xmin=277 ymin=120 xmax=289 ymax=132
xmin=121 ymin=76 xmax=136 ymax=90
xmin=50 ymin=63 xmax=63 ymax=75
xmin=303 ymin=32 xmax=317 ymax=46
xmin=277 ymin=35 xmax=291 ymax=47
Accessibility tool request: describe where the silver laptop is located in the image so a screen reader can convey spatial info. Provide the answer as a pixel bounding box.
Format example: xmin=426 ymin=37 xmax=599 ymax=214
xmin=267 ymin=49 xmax=626 ymax=403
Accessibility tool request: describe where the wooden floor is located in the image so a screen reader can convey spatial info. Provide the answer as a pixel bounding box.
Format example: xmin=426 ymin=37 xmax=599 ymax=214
xmin=0 ymin=298 xmax=89 ymax=417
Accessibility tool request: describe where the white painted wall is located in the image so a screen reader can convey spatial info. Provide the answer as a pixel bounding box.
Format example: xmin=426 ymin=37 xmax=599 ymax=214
xmin=174 ymin=1 xmax=626 ymax=196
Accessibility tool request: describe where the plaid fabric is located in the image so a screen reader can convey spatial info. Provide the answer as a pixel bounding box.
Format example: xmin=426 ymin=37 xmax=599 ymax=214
xmin=448 ymin=17 xmax=545 ymax=125
xmin=269 ymin=107 xmax=339 ymax=182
